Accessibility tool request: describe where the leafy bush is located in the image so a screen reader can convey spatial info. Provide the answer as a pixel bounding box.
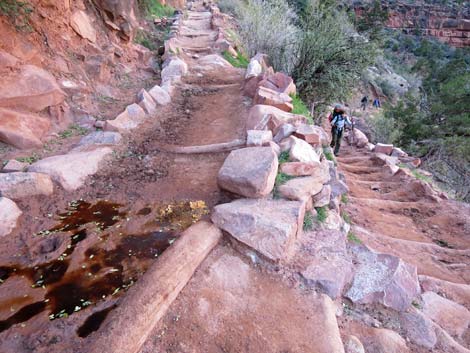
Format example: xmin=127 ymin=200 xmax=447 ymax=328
xmin=303 ymin=212 xmax=314 ymax=231
xmin=291 ymin=1 xmax=376 ymax=105
xmin=0 ymin=0 xmax=33 ymax=31
xmin=347 ymin=231 xmax=362 ymax=244
xmin=315 ymin=206 xmax=328 ymax=223
xmin=278 ymin=151 xmax=290 ymax=164
xmin=134 ymin=29 xmax=158 ymax=50
xmin=138 ymin=0 xmax=175 ymax=18
xmin=290 ymin=93 xmax=313 ymax=123
xmin=222 ymin=50 xmax=249 ymax=68
xmin=230 ymin=0 xmax=299 ymax=72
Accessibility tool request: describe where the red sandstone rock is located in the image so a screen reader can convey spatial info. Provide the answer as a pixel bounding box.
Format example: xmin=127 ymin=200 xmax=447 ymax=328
xmin=346 ymin=246 xmax=420 ymax=311
xmin=374 ymin=143 xmax=394 ymax=155
xmin=246 ymin=130 xmax=272 ymax=147
xmin=0 ymin=197 xmax=22 ymax=237
xmin=104 ymin=104 xmax=147 ymax=133
xmin=218 ymin=147 xmax=278 ymax=198
xmin=0 ymin=172 xmax=54 ymax=200
xmin=0 ymin=108 xmax=51 ymax=149
xmin=294 ymin=124 xmax=322 ymax=145
xmin=71 ymin=10 xmax=97 ymax=43
xmin=289 ymin=136 xmax=320 ymax=163
xmin=278 ymin=176 xmax=324 ymax=203
xmin=246 ymin=105 xmax=307 ymax=131
xmin=1 ymin=160 xmax=28 ymax=173
xmin=254 ymin=86 xmax=293 ymax=112
xmin=211 ymin=198 xmax=305 ymax=261
xmin=280 ymin=162 xmax=322 ymax=176
xmin=0 ymin=65 xmax=65 ymax=112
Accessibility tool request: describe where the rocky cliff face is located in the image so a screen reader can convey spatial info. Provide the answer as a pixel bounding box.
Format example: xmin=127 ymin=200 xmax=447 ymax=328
xmin=353 ymin=0 xmax=470 ymax=47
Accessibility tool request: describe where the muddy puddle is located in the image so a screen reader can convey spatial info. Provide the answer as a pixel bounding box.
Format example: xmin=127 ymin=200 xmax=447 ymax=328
xmin=0 ymin=199 xmax=209 ymax=336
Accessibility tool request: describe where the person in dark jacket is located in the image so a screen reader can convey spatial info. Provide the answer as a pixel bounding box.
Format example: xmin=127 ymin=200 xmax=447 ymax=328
xmin=360 ymin=96 xmax=368 ymax=110
xmin=330 ymin=105 xmax=352 ymax=156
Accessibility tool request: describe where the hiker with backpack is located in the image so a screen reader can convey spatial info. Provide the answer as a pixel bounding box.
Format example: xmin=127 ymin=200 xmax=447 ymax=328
xmin=329 ymin=105 xmax=352 ymax=156
xmin=360 ymin=96 xmax=368 ymax=111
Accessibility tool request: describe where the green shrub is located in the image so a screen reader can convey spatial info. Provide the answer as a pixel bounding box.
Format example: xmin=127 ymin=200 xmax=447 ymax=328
xmin=315 ymin=206 xmax=327 ymax=223
xmin=323 ymin=147 xmax=334 ymax=162
xmin=342 ymin=211 xmax=351 ymax=224
xmin=303 ymin=212 xmax=314 ymax=231
xmin=275 ymin=172 xmax=293 ymax=186
xmin=222 ymin=50 xmax=249 ymax=68
xmin=278 ymin=151 xmax=290 ymax=164
xmin=341 ymin=194 xmax=349 ymax=204
xmin=347 ymin=231 xmax=362 ymax=244
xmin=134 ymin=29 xmax=158 ymax=51
xmin=16 ymin=153 xmax=40 ymax=164
xmin=0 ymin=0 xmax=33 ymax=31
xmin=290 ymin=94 xmax=313 ymax=123
xmin=138 ymin=0 xmax=175 ymax=18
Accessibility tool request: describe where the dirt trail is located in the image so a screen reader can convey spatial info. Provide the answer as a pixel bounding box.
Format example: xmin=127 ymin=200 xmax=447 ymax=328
xmin=337 ymin=143 xmax=470 ymax=290
xmin=0 ymin=4 xmax=248 ymax=353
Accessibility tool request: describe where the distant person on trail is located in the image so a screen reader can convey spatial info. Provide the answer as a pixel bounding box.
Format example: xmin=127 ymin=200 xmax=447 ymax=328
xmin=330 ymin=105 xmax=352 ymax=156
xmin=360 ymin=96 xmax=368 ymax=111
xmin=373 ymin=98 xmax=381 ymax=108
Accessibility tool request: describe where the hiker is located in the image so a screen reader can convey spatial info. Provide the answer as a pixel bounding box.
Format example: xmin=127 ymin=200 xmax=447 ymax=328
xmin=330 ymin=105 xmax=352 ymax=156
xmin=360 ymin=96 xmax=368 ymax=111
xmin=373 ymin=98 xmax=381 ymax=108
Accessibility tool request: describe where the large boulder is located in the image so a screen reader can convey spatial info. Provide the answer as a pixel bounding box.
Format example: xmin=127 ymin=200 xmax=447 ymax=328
xmin=278 ymin=176 xmax=324 ymax=203
xmin=246 ymin=130 xmax=272 ymax=147
xmin=211 ymin=198 xmax=305 ymax=261
xmin=245 ymin=58 xmax=262 ymax=79
xmin=0 ymin=172 xmax=54 ymax=200
xmin=346 ymin=246 xmax=420 ymax=311
xmin=28 ymin=148 xmax=113 ymax=191
xmin=0 ymin=65 xmax=65 ymax=112
xmin=161 ymin=57 xmax=188 ymax=85
xmin=104 ymin=104 xmax=147 ymax=133
xmin=137 ymin=89 xmax=157 ymax=115
xmin=70 ymin=10 xmax=97 ymax=43
xmin=148 ymin=85 xmax=171 ymax=106
xmin=218 ymin=147 xmax=278 ymax=198
xmin=0 ymin=197 xmax=22 ymax=237
xmin=289 ymin=136 xmax=320 ymax=163
xmin=0 ymin=108 xmax=51 ymax=149
xmin=374 ymin=143 xmax=394 ymax=155
xmin=353 ymin=129 xmax=369 ymax=148
xmin=360 ymin=328 xmax=410 ymax=353
xmin=246 ymin=105 xmax=307 ymax=131
xmin=312 ymin=185 xmax=331 ymax=208
xmin=421 ymin=291 xmax=470 ymax=338
xmin=344 ymin=335 xmax=365 ymax=353
xmin=299 ymin=230 xmax=353 ymax=299
xmin=265 ymin=72 xmax=296 ymax=96
xmin=254 ymin=86 xmax=293 ymax=112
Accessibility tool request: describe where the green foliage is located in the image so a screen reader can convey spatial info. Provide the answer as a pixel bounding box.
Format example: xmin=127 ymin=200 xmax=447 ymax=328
xmin=291 ymin=1 xmax=377 ymax=105
xmin=347 ymin=231 xmax=362 ymax=244
xmin=341 ymin=194 xmax=349 ymax=204
xmin=355 ymin=0 xmax=389 ymax=41
xmin=342 ymin=211 xmax=351 ymax=224
xmin=58 ymin=125 xmax=89 ymax=139
xmin=0 ymin=0 xmax=33 ymax=31
xmin=303 ymin=212 xmax=314 ymax=231
xmin=227 ymin=0 xmax=299 ymax=72
xmin=275 ymin=172 xmax=293 ymax=186
xmin=134 ymin=29 xmax=158 ymax=51
xmin=278 ymin=151 xmax=290 ymax=164
xmin=290 ymin=94 xmax=313 ymax=123
xmin=138 ymin=0 xmax=175 ymax=18
xmin=315 ymin=206 xmax=328 ymax=223
xmin=323 ymin=147 xmax=335 ymax=163
xmin=222 ymin=50 xmax=249 ymax=68
xmin=16 ymin=153 xmax=39 ymax=164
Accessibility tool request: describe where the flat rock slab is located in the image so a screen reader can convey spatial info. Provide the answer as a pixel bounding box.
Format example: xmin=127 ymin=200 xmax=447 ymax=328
xmin=0 ymin=172 xmax=53 ymax=200
xmin=74 ymin=131 xmax=122 ymax=151
xmin=297 ymin=230 xmax=353 ymax=299
xmin=104 ymin=104 xmax=147 ymax=133
xmin=148 ymin=85 xmax=171 ymax=106
xmin=1 ymin=159 xmax=28 ymax=173
xmin=375 ymin=143 xmax=394 ymax=155
xmin=246 ymin=130 xmax=272 ymax=147
xmin=137 ymin=89 xmax=157 ymax=115
xmin=0 ymin=65 xmax=64 ymax=112
xmin=278 ymin=176 xmax=324 ymax=203
xmin=294 ymin=124 xmax=323 ymax=145
xmin=280 ymin=161 xmax=321 ymax=176
xmin=139 ymin=248 xmax=345 ymax=353
xmin=28 ymin=147 xmax=113 ymax=191
xmin=218 ymin=147 xmax=278 ymax=198
xmin=254 ymin=86 xmax=293 ymax=112
xmin=346 ymin=245 xmax=420 ymax=311
xmin=421 ymin=291 xmax=470 ymax=338
xmin=0 ymin=108 xmax=51 ymax=149
xmin=246 ymin=104 xmax=307 ymax=131
xmin=0 ymin=197 xmax=22 ymax=237
xmin=212 ymin=198 xmax=305 ymax=261
xmin=71 ymin=10 xmax=96 ymax=42
xmin=399 ymin=309 xmax=437 ymax=349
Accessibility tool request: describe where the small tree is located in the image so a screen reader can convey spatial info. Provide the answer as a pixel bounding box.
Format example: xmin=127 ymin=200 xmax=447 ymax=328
xmin=291 ymin=1 xmax=376 ymax=106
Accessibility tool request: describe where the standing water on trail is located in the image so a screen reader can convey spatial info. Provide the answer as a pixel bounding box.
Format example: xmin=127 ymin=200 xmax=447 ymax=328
xmin=0 ymin=199 xmax=209 ymax=334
